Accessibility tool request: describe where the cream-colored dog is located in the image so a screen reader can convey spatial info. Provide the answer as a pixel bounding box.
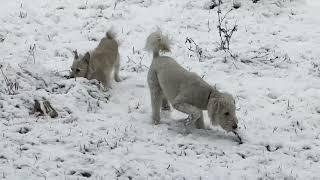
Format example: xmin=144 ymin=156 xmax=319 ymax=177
xmin=145 ymin=30 xmax=239 ymax=133
xmin=70 ymin=30 xmax=121 ymax=88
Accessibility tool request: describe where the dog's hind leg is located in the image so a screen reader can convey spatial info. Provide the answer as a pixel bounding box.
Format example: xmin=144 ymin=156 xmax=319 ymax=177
xmin=148 ymin=70 xmax=162 ymax=125
xmin=99 ymin=70 xmax=111 ymax=90
xmin=114 ymin=54 xmax=121 ymax=82
xmin=161 ymin=98 xmax=171 ymax=111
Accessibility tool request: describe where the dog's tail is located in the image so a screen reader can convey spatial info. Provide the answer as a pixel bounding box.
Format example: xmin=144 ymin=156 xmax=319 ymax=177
xmin=106 ymin=29 xmax=116 ymax=39
xmin=144 ymin=30 xmax=171 ymax=58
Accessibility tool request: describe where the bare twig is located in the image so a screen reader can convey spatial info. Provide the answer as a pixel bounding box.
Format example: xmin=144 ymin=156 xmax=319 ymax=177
xmin=114 ymin=0 xmax=119 ymax=10
xmin=43 ymin=100 xmax=58 ymax=118
xmin=185 ymin=37 xmax=203 ymax=61
xmin=207 ymin=20 xmax=211 ymax=32
xmin=28 ymin=44 xmax=36 ymax=63
xmin=0 ymin=34 xmax=6 ymax=43
xmin=73 ymin=49 xmax=79 ymax=59
xmin=221 ymin=9 xmax=233 ymax=22
xmin=0 ymin=65 xmax=18 ymax=95
xmin=126 ymin=55 xmax=148 ymax=72
xmin=33 ymin=100 xmax=44 ymax=115
xmin=233 ymin=131 xmax=243 ymax=144
xmin=19 ymin=65 xmax=48 ymax=87
xmin=19 ymin=3 xmax=27 ymax=19
xmin=33 ymin=99 xmax=58 ymax=118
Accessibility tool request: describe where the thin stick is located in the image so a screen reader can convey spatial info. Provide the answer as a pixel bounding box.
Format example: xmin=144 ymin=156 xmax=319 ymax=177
xmin=233 ymin=131 xmax=243 ymax=144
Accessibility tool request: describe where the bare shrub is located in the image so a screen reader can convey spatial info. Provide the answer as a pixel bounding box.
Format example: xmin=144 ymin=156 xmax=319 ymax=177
xmin=216 ymin=2 xmax=238 ymax=51
xmin=213 ymin=1 xmax=239 ymax=63
xmin=125 ymin=55 xmax=148 ymax=73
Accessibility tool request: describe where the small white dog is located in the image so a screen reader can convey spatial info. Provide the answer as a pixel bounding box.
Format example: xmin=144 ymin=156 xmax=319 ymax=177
xmin=145 ymin=30 xmax=239 ymax=133
xmin=70 ymin=30 xmax=121 ymax=88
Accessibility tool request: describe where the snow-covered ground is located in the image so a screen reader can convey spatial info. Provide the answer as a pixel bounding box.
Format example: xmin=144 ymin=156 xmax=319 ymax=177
xmin=0 ymin=0 xmax=320 ymax=179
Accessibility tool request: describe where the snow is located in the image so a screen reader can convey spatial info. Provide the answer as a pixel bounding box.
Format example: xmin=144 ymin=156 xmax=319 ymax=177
xmin=0 ymin=0 xmax=320 ymax=179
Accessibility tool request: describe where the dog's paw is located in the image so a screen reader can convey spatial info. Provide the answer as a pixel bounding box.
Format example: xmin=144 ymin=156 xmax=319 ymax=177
xmin=114 ymin=76 xmax=122 ymax=82
xmin=99 ymin=85 xmax=111 ymax=92
xmin=102 ymin=87 xmax=111 ymax=92
xmin=152 ymin=114 xmax=160 ymax=125
xmin=180 ymin=127 xmax=192 ymax=135
xmin=64 ymin=75 xmax=71 ymax=79
xmin=152 ymin=118 xmax=160 ymax=125
xmin=116 ymin=76 xmax=129 ymax=82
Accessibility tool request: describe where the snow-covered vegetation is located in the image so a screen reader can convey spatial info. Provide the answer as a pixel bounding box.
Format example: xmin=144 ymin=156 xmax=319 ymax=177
xmin=0 ymin=0 xmax=319 ymax=179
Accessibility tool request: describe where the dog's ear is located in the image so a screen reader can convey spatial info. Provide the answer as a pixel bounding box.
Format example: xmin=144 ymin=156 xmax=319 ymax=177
xmin=73 ymin=50 xmax=79 ymax=59
xmin=207 ymin=97 xmax=222 ymax=125
xmin=83 ymin=52 xmax=90 ymax=63
xmin=211 ymin=98 xmax=222 ymax=113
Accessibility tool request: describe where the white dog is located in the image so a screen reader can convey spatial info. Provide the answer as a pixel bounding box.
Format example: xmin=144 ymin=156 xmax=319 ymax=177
xmin=145 ymin=30 xmax=239 ymax=133
xmin=70 ymin=30 xmax=121 ymax=88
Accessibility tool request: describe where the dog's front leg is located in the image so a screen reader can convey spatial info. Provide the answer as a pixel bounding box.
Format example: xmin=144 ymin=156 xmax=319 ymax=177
xmin=150 ymin=88 xmax=162 ymax=125
xmin=173 ymin=103 xmax=202 ymax=123
xmin=194 ymin=113 xmax=205 ymax=129
xmin=100 ymin=70 xmax=112 ymax=89
xmin=114 ymin=55 xmax=121 ymax=82
xmin=161 ymin=98 xmax=171 ymax=111
xmin=148 ymin=70 xmax=162 ymax=125
xmin=172 ymin=101 xmax=202 ymax=133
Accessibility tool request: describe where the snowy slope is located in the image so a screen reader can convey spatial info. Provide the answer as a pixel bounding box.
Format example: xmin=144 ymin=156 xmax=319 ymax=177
xmin=0 ymin=0 xmax=320 ymax=179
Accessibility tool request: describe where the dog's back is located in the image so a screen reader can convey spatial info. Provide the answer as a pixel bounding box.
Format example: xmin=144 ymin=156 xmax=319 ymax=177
xmin=86 ymin=30 xmax=121 ymax=87
xmin=94 ymin=31 xmax=118 ymax=60
xmin=90 ymin=30 xmax=118 ymax=67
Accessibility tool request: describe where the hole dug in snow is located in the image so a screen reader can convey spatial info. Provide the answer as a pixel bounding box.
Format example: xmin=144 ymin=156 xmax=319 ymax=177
xmin=265 ymin=144 xmax=282 ymax=152
xmin=32 ymin=99 xmax=58 ymax=118
xmin=54 ymin=157 xmax=64 ymax=162
xmin=80 ymin=171 xmax=92 ymax=178
xmin=0 ymin=155 xmax=8 ymax=163
xmin=18 ymin=127 xmax=31 ymax=134
xmin=236 ymin=152 xmax=246 ymax=159
xmin=20 ymin=146 xmax=29 ymax=151
xmin=69 ymin=170 xmax=92 ymax=178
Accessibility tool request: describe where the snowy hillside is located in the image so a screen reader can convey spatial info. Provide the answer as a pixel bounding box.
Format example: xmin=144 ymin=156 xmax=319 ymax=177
xmin=0 ymin=0 xmax=320 ymax=179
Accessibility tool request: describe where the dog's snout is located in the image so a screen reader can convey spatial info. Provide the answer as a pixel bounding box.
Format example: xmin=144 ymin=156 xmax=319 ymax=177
xmin=232 ymin=124 xmax=238 ymax=130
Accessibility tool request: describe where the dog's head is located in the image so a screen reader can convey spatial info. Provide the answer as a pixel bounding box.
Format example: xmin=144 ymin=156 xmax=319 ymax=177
xmin=207 ymin=92 xmax=238 ymax=132
xmin=70 ymin=50 xmax=90 ymax=78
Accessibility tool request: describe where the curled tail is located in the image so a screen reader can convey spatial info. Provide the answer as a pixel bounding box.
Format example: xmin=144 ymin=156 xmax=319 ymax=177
xmin=106 ymin=29 xmax=116 ymax=39
xmin=145 ymin=30 xmax=171 ymax=57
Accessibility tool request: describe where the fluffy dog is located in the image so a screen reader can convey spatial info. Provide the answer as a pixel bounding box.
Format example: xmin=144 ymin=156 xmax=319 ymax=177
xmin=70 ymin=30 xmax=121 ymax=88
xmin=145 ymin=30 xmax=239 ymax=133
